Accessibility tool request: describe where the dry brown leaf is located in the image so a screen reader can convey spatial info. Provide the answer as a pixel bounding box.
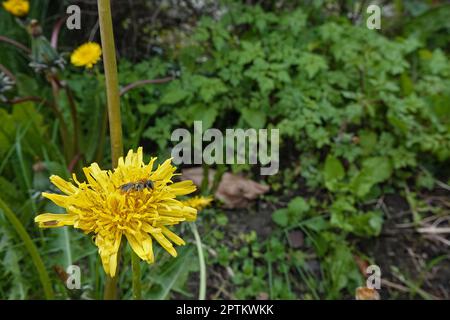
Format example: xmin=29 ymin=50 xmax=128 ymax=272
xmin=355 ymin=287 xmax=380 ymax=300
xmin=181 ymin=167 xmax=269 ymax=209
xmin=354 ymin=255 xmax=370 ymax=275
xmin=257 ymin=292 xmax=269 ymax=300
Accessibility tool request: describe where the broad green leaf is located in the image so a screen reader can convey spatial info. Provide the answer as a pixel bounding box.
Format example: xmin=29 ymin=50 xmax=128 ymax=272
xmin=287 ymin=197 xmax=310 ymax=216
xmin=160 ymin=82 xmax=190 ymax=104
xmin=301 ymin=216 xmax=329 ymax=232
xmin=358 ymin=131 xmax=377 ymax=155
xmin=137 ymin=103 xmax=158 ymax=115
xmin=351 ymin=157 xmax=393 ymax=197
xmin=241 ymin=108 xmax=267 ymax=129
xmin=272 ymin=208 xmax=289 ymax=227
xmin=198 ymin=78 xmax=228 ymax=102
xmin=323 ymin=155 xmax=345 ymax=191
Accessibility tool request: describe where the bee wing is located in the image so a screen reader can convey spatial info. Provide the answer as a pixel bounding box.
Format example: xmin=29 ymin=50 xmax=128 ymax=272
xmin=120 ymin=183 xmax=134 ymax=192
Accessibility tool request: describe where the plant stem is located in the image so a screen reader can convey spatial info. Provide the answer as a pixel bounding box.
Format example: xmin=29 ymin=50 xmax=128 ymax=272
xmin=131 ymin=251 xmax=142 ymax=299
xmin=0 ymin=197 xmax=54 ymax=300
xmin=64 ymin=86 xmax=81 ymax=163
xmin=103 ymin=273 xmax=118 ymax=300
xmin=50 ymin=16 xmax=65 ymax=49
xmin=94 ymin=104 xmax=108 ymax=164
xmin=201 ymin=164 xmax=209 ymax=194
xmin=98 ymin=0 xmax=123 ymax=300
xmin=119 ymin=77 xmax=174 ymax=96
xmin=98 ymin=0 xmax=123 ymax=168
xmin=190 ymin=223 xmax=206 ymax=300
xmin=0 ymin=35 xmax=31 ymax=54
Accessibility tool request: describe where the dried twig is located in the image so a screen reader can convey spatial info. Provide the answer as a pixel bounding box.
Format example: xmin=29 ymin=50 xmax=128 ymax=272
xmin=424 ymin=234 xmax=450 ymax=246
xmin=381 ymin=279 xmax=410 ymax=292
xmin=417 ymin=227 xmax=450 ymax=234
xmin=0 ymin=35 xmax=31 ymax=54
xmin=119 ymin=77 xmax=174 ymax=96
xmin=51 ymin=16 xmax=67 ymax=49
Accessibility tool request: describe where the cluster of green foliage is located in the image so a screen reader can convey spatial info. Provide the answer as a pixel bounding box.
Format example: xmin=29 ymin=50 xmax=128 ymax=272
xmin=115 ymin=3 xmax=450 ymax=298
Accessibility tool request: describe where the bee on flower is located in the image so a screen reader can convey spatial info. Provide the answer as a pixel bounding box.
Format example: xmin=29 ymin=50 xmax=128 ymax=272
xmin=35 ymin=148 xmax=199 ymax=277
xmin=70 ymin=42 xmax=102 ymax=69
xmin=2 ymin=0 xmax=29 ymax=17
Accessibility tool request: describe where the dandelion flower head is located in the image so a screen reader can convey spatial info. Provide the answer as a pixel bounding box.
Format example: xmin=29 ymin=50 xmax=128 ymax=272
xmin=2 ymin=0 xmax=29 ymax=17
xmin=70 ymin=42 xmax=102 ymax=69
xmin=35 ymin=148 xmax=197 ymax=276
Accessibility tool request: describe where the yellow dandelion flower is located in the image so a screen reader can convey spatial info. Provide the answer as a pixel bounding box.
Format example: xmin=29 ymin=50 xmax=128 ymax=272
xmin=70 ymin=42 xmax=102 ymax=69
xmin=2 ymin=0 xmax=29 ymax=17
xmin=182 ymin=196 xmax=213 ymax=211
xmin=35 ymin=147 xmax=197 ymax=277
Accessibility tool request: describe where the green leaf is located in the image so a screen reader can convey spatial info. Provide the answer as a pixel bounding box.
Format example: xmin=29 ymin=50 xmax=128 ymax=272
xmin=272 ymin=208 xmax=289 ymax=227
xmin=351 ymin=157 xmax=393 ymax=197
xmin=323 ymin=242 xmax=362 ymax=298
xmin=358 ymin=131 xmax=377 ymax=155
xmin=160 ymin=81 xmax=190 ymax=105
xmin=301 ymin=216 xmax=329 ymax=232
xmin=401 ymin=73 xmax=414 ymax=96
xmin=2 ymin=244 xmax=28 ymax=299
xmin=15 ymin=74 xmax=40 ymax=97
xmin=332 ymin=209 xmax=384 ymax=237
xmin=137 ymin=103 xmax=158 ymax=115
xmin=323 ymin=155 xmax=345 ymax=191
xmin=287 ymin=197 xmax=310 ymax=216
xmin=298 ymin=53 xmax=328 ymax=79
xmin=179 ymin=104 xmax=218 ymax=130
xmin=365 ymin=211 xmax=383 ymax=236
xmin=241 ymin=108 xmax=267 ymax=129
xmin=198 ymin=78 xmax=228 ymax=102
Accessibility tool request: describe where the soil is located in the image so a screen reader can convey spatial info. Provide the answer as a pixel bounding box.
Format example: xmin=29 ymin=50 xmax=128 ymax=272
xmin=357 ymin=194 xmax=450 ymax=299
xmin=186 ymin=190 xmax=450 ymax=300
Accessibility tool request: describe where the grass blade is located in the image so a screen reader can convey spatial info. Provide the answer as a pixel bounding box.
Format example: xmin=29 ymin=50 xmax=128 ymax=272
xmin=0 ymin=197 xmax=54 ymax=299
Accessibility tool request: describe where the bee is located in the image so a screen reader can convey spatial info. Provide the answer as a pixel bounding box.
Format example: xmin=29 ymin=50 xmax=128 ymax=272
xmin=119 ymin=179 xmax=154 ymax=193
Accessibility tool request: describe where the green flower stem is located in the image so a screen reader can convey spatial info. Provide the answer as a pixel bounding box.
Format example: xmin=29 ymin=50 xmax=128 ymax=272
xmin=190 ymin=223 xmax=206 ymax=300
xmin=0 ymin=197 xmax=54 ymax=300
xmin=103 ymin=241 xmax=123 ymax=300
xmin=98 ymin=0 xmax=123 ymax=168
xmin=131 ymin=251 xmax=142 ymax=299
xmin=94 ymin=103 xmax=108 ymax=164
xmin=201 ymin=164 xmax=209 ymax=194
xmin=103 ymin=273 xmax=118 ymax=300
xmin=97 ymin=0 xmax=123 ymax=300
